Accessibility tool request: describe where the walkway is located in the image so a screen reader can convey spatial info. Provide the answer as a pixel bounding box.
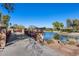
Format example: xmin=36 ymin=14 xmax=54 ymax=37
xmin=0 ymin=33 xmax=63 ymax=56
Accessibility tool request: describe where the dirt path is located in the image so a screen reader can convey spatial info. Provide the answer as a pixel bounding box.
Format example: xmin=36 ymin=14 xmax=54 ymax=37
xmin=0 ymin=33 xmax=63 ymax=56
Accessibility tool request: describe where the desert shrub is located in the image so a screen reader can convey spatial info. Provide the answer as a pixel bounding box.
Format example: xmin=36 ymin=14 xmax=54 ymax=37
xmin=47 ymin=40 xmax=53 ymax=44
xmin=73 ymin=30 xmax=78 ymax=32
xmin=68 ymin=40 xmax=76 ymax=45
xmin=65 ymin=29 xmax=72 ymax=33
xmin=53 ymin=34 xmax=60 ymax=40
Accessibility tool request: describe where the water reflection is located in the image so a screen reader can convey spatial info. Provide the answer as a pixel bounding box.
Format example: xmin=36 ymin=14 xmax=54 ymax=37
xmin=44 ymin=32 xmax=79 ymax=43
xmin=44 ymin=32 xmax=55 ymax=41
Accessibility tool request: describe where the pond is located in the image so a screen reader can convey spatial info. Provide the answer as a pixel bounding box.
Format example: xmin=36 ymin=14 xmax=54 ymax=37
xmin=43 ymin=32 xmax=55 ymax=40
xmin=43 ymin=32 xmax=69 ymax=43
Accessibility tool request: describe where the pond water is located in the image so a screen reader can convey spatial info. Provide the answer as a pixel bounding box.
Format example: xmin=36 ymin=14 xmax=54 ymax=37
xmin=43 ymin=32 xmax=69 ymax=43
xmin=43 ymin=32 xmax=55 ymax=40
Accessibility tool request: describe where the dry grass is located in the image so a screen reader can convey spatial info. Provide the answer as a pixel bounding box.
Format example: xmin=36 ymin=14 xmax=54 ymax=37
xmin=47 ymin=40 xmax=53 ymax=44
xmin=45 ymin=40 xmax=79 ymax=56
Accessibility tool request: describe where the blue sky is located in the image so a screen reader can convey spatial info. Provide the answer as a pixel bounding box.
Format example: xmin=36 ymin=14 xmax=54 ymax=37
xmin=0 ymin=3 xmax=79 ymax=28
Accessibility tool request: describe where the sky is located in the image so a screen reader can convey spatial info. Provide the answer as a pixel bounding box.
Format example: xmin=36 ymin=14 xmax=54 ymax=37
xmin=0 ymin=3 xmax=79 ymax=28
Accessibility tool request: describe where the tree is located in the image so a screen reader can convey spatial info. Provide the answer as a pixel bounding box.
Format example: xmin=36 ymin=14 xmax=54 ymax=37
xmin=28 ymin=25 xmax=37 ymax=31
xmin=12 ymin=24 xmax=25 ymax=29
xmin=0 ymin=11 xmax=2 ymax=21
xmin=9 ymin=23 xmax=12 ymax=27
xmin=2 ymin=15 xmax=10 ymax=28
xmin=0 ymin=3 xmax=15 ymax=28
xmin=67 ymin=19 xmax=73 ymax=28
xmin=52 ymin=21 xmax=64 ymax=30
xmin=1 ymin=3 xmax=14 ymax=13
xmin=52 ymin=21 xmax=60 ymax=30
xmin=17 ymin=25 xmax=25 ymax=29
xmin=73 ymin=19 xmax=79 ymax=30
xmin=60 ymin=23 xmax=64 ymax=29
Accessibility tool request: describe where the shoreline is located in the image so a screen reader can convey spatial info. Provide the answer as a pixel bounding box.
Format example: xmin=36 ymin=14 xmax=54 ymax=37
xmin=53 ymin=31 xmax=79 ymax=37
xmin=44 ymin=40 xmax=79 ymax=56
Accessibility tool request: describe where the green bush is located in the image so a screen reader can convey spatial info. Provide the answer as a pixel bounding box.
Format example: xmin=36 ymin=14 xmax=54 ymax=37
xmin=72 ymin=29 xmax=79 ymax=32
xmin=53 ymin=34 xmax=60 ymax=40
xmin=64 ymin=29 xmax=72 ymax=33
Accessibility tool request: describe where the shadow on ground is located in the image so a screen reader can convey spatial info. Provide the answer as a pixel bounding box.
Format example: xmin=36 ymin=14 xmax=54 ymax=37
xmin=6 ymin=33 xmax=28 ymax=46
